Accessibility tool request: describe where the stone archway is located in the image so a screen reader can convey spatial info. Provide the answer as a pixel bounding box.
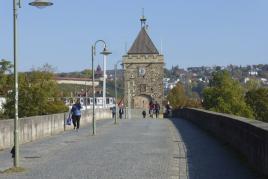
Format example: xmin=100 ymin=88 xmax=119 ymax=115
xmin=132 ymin=95 xmax=152 ymax=109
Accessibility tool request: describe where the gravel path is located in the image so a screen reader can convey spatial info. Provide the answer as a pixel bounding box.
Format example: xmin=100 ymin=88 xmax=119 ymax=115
xmin=0 ymin=118 xmax=261 ymax=179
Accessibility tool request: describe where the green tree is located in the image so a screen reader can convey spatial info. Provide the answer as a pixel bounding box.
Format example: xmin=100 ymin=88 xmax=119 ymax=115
xmin=245 ymin=88 xmax=268 ymax=122
xmin=192 ymin=81 xmax=207 ymax=98
xmin=244 ymin=78 xmax=260 ymax=91
xmin=0 ymin=59 xmax=13 ymax=73
xmin=167 ymin=83 xmax=188 ymax=109
xmin=202 ymin=70 xmax=253 ymax=118
xmin=4 ymin=65 xmax=68 ymax=118
xmin=81 ymin=69 xmax=92 ymax=78
xmin=0 ymin=59 xmax=13 ymax=96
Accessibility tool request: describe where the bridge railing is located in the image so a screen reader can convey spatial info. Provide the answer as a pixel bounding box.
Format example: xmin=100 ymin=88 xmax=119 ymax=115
xmin=173 ymin=108 xmax=268 ymax=177
xmin=0 ymin=109 xmax=112 ymax=150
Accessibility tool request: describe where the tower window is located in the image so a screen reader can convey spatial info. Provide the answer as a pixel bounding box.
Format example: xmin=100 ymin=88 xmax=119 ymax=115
xmin=141 ymin=84 xmax=146 ymax=92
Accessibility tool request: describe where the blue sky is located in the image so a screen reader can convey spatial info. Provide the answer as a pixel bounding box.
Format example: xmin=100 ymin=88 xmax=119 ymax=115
xmin=0 ymin=0 xmax=268 ymax=72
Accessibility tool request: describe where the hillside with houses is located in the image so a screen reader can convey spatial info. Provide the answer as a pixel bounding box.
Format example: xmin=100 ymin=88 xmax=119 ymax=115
xmin=163 ymin=64 xmax=268 ymax=98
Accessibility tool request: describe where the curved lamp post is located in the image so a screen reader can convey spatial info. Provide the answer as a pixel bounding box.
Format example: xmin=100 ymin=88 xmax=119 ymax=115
xmin=91 ymin=40 xmax=111 ymax=135
xmin=100 ymin=47 xmax=112 ymax=109
xmin=114 ymin=60 xmax=122 ymax=124
xmin=29 ymin=0 xmax=53 ymax=8
xmin=13 ymin=0 xmax=53 ymax=167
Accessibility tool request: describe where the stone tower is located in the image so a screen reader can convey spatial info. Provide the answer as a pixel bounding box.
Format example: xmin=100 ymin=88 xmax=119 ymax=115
xmin=122 ymin=17 xmax=164 ymax=112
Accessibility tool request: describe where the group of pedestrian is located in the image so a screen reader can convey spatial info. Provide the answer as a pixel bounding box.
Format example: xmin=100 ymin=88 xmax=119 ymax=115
xmin=69 ymin=99 xmax=126 ymax=132
xmin=68 ymin=99 xmax=163 ymax=132
xmin=142 ymin=101 xmax=160 ymax=118
xmin=112 ymin=106 xmax=124 ymax=119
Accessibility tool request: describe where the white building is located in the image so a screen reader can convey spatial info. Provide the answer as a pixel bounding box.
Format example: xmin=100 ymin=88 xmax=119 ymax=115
xmin=0 ymin=97 xmax=6 ymax=111
xmin=249 ymin=71 xmax=258 ymax=76
xmin=260 ymin=78 xmax=268 ymax=85
xmin=64 ymin=96 xmax=115 ymax=110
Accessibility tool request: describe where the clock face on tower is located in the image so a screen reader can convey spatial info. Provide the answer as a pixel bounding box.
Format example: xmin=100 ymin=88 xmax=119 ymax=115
xmin=138 ymin=67 xmax=146 ymax=76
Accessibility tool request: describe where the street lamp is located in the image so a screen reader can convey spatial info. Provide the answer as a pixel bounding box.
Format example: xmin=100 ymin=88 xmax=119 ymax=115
xmin=12 ymin=0 xmax=53 ymax=167
xmin=29 ymin=0 xmax=53 ymax=8
xmin=91 ymin=40 xmax=111 ymax=135
xmin=114 ymin=60 xmax=121 ymax=124
xmin=100 ymin=48 xmax=112 ymax=109
xmin=85 ymin=80 xmax=87 ymax=109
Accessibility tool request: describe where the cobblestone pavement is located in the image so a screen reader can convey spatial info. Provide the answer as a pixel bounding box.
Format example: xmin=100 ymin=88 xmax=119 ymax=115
xmin=0 ymin=118 xmax=261 ymax=179
xmin=170 ymin=118 xmax=262 ymax=179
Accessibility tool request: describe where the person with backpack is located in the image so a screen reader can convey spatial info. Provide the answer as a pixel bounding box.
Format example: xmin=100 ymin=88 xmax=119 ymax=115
xmin=71 ymin=99 xmax=82 ymax=131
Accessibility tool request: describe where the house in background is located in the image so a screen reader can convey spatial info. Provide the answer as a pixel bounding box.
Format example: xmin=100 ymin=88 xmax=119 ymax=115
xmin=0 ymin=97 xmax=6 ymax=112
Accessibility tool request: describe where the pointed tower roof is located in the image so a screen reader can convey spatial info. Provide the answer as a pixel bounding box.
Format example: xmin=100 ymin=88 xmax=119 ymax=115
xmin=128 ymin=27 xmax=159 ymax=55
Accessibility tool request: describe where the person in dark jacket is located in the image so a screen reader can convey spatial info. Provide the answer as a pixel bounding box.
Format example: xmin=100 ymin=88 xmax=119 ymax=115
xmin=149 ymin=101 xmax=154 ymax=118
xmin=155 ymin=102 xmax=160 ymax=118
xmin=112 ymin=106 xmax=116 ymax=118
xmin=119 ymin=107 xmax=124 ymax=119
xmin=10 ymin=146 xmax=15 ymax=158
xmin=142 ymin=110 xmax=146 ymax=118
xmin=71 ymin=99 xmax=82 ymax=131
xmin=165 ymin=103 xmax=171 ymax=117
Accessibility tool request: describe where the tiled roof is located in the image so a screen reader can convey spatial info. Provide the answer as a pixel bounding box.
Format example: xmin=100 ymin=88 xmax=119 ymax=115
xmin=128 ymin=27 xmax=159 ymax=54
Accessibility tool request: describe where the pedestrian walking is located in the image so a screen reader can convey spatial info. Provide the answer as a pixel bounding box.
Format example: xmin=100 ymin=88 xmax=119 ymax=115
xmin=149 ymin=101 xmax=155 ymax=118
xmin=71 ymin=99 xmax=82 ymax=131
xmin=155 ymin=102 xmax=160 ymax=118
xmin=119 ymin=107 xmax=124 ymax=119
xmin=112 ymin=106 xmax=116 ymax=118
xmin=10 ymin=146 xmax=15 ymax=158
xmin=165 ymin=103 xmax=171 ymax=117
xmin=142 ymin=110 xmax=146 ymax=118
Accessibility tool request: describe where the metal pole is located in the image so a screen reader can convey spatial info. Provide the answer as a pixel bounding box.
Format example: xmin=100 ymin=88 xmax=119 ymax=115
xmin=91 ymin=40 xmax=111 ymax=133
xmin=127 ymin=81 xmax=131 ymax=119
xmin=114 ymin=64 xmax=117 ymax=124
xmin=92 ymin=46 xmax=96 ymax=135
xmin=103 ymin=55 xmax=107 ymax=108
xmin=85 ymin=81 xmax=87 ymax=110
xmin=13 ymin=0 xmax=19 ymax=167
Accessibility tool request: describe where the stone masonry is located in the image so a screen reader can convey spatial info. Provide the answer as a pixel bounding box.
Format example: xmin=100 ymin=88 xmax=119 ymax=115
xmin=122 ymin=24 xmax=164 ymax=112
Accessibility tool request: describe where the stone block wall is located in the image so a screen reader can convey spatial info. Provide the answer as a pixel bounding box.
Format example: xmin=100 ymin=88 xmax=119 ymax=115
xmin=0 ymin=109 xmax=111 ymax=149
xmin=122 ymin=54 xmax=164 ymax=111
xmin=174 ymin=108 xmax=268 ymax=177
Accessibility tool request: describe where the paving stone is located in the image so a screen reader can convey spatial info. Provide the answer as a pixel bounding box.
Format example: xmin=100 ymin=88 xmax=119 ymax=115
xmin=0 ymin=118 xmax=260 ymax=179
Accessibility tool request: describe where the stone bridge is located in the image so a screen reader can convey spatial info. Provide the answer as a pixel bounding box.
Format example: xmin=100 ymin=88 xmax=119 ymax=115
xmin=0 ymin=108 xmax=267 ymax=179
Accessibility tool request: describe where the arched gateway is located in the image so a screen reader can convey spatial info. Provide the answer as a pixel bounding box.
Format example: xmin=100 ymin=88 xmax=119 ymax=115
xmin=132 ymin=95 xmax=152 ymax=109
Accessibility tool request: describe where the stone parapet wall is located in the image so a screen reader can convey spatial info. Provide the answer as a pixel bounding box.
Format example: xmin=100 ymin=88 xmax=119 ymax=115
xmin=173 ymin=108 xmax=268 ymax=177
xmin=0 ymin=109 xmax=111 ymax=149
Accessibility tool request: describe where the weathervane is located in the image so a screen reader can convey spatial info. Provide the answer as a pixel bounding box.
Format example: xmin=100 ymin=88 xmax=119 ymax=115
xmin=140 ymin=8 xmax=147 ymax=28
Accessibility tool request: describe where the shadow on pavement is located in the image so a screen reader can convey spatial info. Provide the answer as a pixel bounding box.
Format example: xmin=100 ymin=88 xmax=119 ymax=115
xmin=168 ymin=117 xmax=262 ymax=179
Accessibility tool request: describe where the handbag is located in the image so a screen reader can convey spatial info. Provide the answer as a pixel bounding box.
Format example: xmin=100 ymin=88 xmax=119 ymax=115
xmin=66 ymin=115 xmax=72 ymax=125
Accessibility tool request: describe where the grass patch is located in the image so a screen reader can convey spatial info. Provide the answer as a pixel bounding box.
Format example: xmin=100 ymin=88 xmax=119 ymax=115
xmin=0 ymin=167 xmax=26 ymax=174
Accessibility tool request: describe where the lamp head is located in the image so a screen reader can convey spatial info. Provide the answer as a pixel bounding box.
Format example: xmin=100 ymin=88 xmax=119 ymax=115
xmin=100 ymin=47 xmax=112 ymax=56
xmin=29 ymin=0 xmax=53 ymax=9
